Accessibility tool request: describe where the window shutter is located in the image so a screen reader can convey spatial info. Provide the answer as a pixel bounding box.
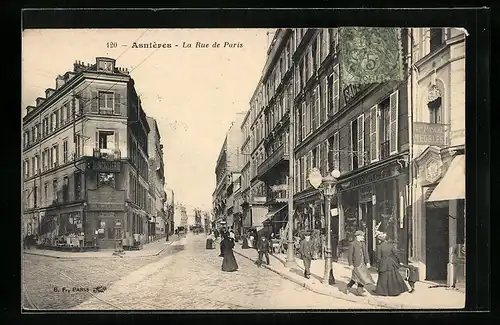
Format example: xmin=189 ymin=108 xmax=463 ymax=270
xmin=350 ymin=120 xmax=355 ymax=170
xmin=334 ymin=132 xmax=340 ymax=171
xmin=321 ymin=141 xmax=328 ymax=174
xmin=315 ymin=87 xmax=320 ymax=127
xmin=75 ymin=98 xmax=80 ymax=115
xmin=91 ymin=91 xmax=98 ymax=113
xmin=333 ymin=66 xmax=340 ymax=114
xmin=370 ymin=105 xmax=379 ymax=163
xmin=389 ymin=90 xmax=399 ymax=154
xmin=115 ymin=93 xmax=121 ymax=115
xmin=322 ymin=29 xmax=328 ymax=61
xmin=357 ymin=114 xmax=365 ymax=167
xmin=95 ymin=132 xmax=99 ymax=150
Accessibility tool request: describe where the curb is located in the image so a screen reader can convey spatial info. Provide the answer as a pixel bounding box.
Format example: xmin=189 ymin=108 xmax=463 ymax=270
xmin=24 ymin=239 xmax=178 ymax=260
xmin=233 ymin=249 xmax=427 ymax=310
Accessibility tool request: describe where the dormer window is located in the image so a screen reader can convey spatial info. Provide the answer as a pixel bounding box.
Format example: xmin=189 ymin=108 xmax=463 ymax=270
xmin=97 ymin=58 xmax=115 ymax=72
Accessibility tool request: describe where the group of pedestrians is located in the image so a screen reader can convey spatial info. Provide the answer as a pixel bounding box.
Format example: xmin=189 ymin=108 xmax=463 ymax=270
xmin=297 ymin=229 xmax=412 ymax=298
xmin=342 ymin=230 xmax=410 ymax=297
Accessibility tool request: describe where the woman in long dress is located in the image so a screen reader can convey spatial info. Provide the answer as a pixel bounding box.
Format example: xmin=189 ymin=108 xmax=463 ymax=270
xmin=375 ymin=232 xmax=409 ymax=296
xmin=221 ymin=233 xmax=238 ymax=272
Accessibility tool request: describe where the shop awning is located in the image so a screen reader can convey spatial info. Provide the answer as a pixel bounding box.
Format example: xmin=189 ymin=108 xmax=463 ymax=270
xmin=265 ymin=204 xmax=287 ymax=220
xmin=428 ymin=155 xmax=465 ymax=202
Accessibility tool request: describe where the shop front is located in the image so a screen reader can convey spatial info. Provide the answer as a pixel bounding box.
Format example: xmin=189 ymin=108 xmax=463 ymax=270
xmin=86 ymin=185 xmax=126 ymax=249
xmin=414 ymin=146 xmax=465 ymax=287
xmin=337 ymin=162 xmax=409 ymax=266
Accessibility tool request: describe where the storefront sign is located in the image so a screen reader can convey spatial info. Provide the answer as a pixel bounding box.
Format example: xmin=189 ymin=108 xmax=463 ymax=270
xmin=88 ymin=186 xmax=125 ymax=211
xmin=92 ymin=160 xmax=121 ymax=173
xmin=413 ymin=122 xmax=446 ymax=146
xmin=88 ymin=203 xmax=125 ymax=211
xmin=343 ymin=83 xmax=370 ymax=104
xmin=339 ymin=166 xmax=399 ymax=192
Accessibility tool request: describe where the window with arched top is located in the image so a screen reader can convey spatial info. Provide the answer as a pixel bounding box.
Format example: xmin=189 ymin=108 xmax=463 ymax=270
xmin=428 ymin=85 xmax=443 ymax=124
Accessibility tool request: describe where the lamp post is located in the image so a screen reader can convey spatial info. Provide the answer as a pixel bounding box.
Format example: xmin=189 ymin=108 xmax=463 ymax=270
xmin=308 ymin=168 xmax=340 ymax=285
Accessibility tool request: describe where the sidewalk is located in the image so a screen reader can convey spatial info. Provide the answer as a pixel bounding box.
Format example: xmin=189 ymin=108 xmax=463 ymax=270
xmin=23 ymin=238 xmax=176 ymax=259
xmin=233 ymin=244 xmax=465 ymax=309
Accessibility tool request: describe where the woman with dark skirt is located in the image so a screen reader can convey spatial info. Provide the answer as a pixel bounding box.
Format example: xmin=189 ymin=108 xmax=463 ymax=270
xmin=375 ymin=232 xmax=409 ymax=296
xmin=220 ymin=233 xmax=238 ymax=272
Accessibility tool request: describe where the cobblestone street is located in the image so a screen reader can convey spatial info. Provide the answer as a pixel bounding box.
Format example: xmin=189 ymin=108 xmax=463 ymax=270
xmin=52 ymin=234 xmax=372 ymax=310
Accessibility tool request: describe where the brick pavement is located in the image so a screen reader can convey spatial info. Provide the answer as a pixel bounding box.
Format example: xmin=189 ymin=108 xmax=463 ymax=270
xmin=233 ymin=244 xmax=465 ymax=309
xmin=23 ymin=237 xmax=174 ymax=259
xmin=71 ymin=234 xmax=375 ymax=310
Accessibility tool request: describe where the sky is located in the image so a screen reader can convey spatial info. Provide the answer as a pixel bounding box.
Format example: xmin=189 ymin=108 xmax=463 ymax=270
xmin=22 ymin=29 xmax=271 ymax=213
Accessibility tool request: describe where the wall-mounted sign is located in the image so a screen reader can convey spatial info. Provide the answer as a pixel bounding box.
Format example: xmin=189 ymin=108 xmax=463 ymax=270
xmin=93 ymin=160 xmax=121 ymax=173
xmin=413 ymin=122 xmax=446 ymax=146
xmin=88 ymin=186 xmax=126 ymax=211
xmin=339 ymin=166 xmax=399 ymax=192
xmin=343 ymin=83 xmax=370 ymax=104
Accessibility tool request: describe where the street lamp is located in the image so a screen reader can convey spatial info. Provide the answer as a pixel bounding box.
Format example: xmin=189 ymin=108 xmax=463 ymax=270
xmin=308 ymin=168 xmax=340 ymax=285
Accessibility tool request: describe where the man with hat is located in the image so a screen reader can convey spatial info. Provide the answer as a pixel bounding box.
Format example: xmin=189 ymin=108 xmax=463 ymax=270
xmin=345 ymin=230 xmax=374 ymax=296
xmin=299 ymin=231 xmax=314 ymax=279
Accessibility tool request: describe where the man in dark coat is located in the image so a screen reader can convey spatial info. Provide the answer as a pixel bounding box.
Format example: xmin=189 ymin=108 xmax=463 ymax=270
xmin=256 ymin=236 xmax=270 ymax=266
xmin=299 ymin=232 xmax=314 ymax=279
xmin=346 ymin=230 xmax=374 ymax=296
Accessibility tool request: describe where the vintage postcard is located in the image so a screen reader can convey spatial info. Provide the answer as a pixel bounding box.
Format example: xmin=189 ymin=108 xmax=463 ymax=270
xmin=21 ymin=27 xmax=466 ymax=311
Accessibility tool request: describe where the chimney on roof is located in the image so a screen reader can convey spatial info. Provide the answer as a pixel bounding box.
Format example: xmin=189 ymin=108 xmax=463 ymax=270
xmin=45 ymin=88 xmax=55 ymax=98
xmin=36 ymin=97 xmax=46 ymax=107
xmin=56 ymin=75 xmax=65 ymax=89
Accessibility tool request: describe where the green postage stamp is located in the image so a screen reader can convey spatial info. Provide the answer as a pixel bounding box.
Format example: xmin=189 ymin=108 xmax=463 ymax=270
xmin=340 ymin=27 xmax=404 ymax=86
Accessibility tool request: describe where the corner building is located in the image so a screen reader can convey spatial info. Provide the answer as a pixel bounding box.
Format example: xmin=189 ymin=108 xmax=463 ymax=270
xmin=22 ymin=57 xmax=152 ymax=249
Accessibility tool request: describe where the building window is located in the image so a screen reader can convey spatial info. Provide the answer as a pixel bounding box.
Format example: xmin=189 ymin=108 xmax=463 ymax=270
xmin=50 ymin=114 xmax=55 ymax=132
xmin=98 ymin=91 xmax=114 ymax=114
xmin=52 ymin=145 xmax=59 ymax=168
xmin=327 ymin=132 xmax=340 ymax=172
xmin=60 ymin=106 xmax=65 ymax=125
xmin=44 ymin=182 xmax=48 ymax=203
xmin=97 ymin=130 xmax=115 ymax=149
xmin=328 ymin=29 xmax=338 ymax=53
xmin=74 ymin=171 xmax=82 ymax=200
xmin=35 ymin=155 xmax=39 ymax=175
xmin=63 ymin=139 xmax=68 ymax=163
xmin=23 ymin=159 xmax=29 ymax=178
xmin=429 ymin=28 xmax=443 ymax=52
xmin=42 ymin=149 xmax=48 ymax=171
xmin=34 ymin=124 xmax=40 ymax=141
xmin=33 ymin=186 xmax=38 ymax=207
xmin=350 ymin=118 xmax=359 ymax=171
xmin=66 ymin=103 xmax=71 ymax=122
xmin=63 ymin=176 xmax=69 ymax=202
xmin=75 ymin=134 xmax=82 ymax=158
xmin=312 ymin=147 xmax=318 ymax=168
xmin=53 ymin=179 xmax=58 ymax=203
xmin=428 ymin=85 xmax=443 ymax=124
xmin=54 ymin=110 xmax=59 ymax=129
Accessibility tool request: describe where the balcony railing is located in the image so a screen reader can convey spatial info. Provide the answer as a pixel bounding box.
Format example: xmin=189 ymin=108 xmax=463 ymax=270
xmin=257 ymin=144 xmax=289 ymax=180
xmin=93 ymin=148 xmax=121 ymax=160
xmin=380 ymin=140 xmax=390 ymax=160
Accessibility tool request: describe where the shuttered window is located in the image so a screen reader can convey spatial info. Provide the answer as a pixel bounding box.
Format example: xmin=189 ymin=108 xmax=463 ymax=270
xmin=357 ymin=114 xmax=365 ymax=167
xmin=389 ymin=90 xmax=399 ymax=154
xmin=301 ymin=102 xmax=306 ymax=141
xmin=332 ymin=64 xmax=340 ymax=115
xmin=370 ymin=105 xmax=379 ymax=163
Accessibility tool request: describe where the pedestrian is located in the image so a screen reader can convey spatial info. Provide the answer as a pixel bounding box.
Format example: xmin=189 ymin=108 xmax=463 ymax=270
xmin=220 ymin=233 xmax=238 ymax=272
xmin=242 ymin=232 xmax=250 ymax=249
xmin=299 ymin=232 xmax=314 ymax=279
xmin=345 ymin=230 xmax=375 ymax=296
xmin=256 ymin=236 xmax=270 ymax=267
xmin=374 ymin=232 xmax=409 ymax=296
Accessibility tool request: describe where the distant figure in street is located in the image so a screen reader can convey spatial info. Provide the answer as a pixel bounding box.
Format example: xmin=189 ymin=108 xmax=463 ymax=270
xmin=345 ymin=230 xmax=375 ymax=296
xmin=299 ymin=232 xmax=314 ymax=279
xmin=374 ymin=232 xmax=409 ymax=296
xmin=256 ymin=236 xmax=270 ymax=267
xmin=220 ymin=233 xmax=238 ymax=272
xmin=242 ymin=233 xmax=250 ymax=249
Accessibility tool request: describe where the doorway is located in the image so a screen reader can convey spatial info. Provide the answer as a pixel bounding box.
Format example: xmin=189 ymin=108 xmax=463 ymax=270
xmin=425 ymin=205 xmax=449 ymax=281
xmin=359 ymin=201 xmax=374 ymax=264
